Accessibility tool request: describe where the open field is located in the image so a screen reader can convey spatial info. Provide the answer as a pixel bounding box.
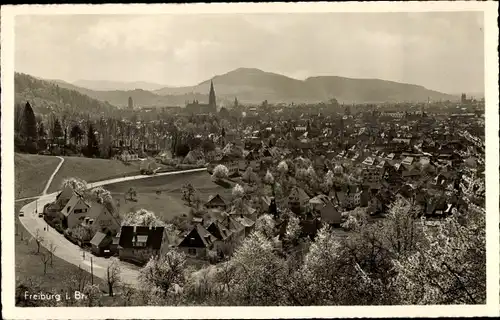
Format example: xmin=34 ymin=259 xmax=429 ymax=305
xmin=15 ymin=153 xmax=61 ymax=199
xmin=47 ymin=156 xmax=143 ymax=193
xmin=106 ymin=171 xmax=233 ymax=221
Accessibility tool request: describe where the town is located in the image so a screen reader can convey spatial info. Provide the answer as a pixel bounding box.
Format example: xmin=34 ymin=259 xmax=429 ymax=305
xmin=15 ymin=79 xmax=486 ymax=306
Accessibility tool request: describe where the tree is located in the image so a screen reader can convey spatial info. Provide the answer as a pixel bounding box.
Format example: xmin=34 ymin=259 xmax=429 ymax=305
xmin=39 ymin=251 xmax=51 ymax=275
xmin=83 ymin=284 xmax=103 ymax=307
xmin=212 ymin=164 xmax=229 ymax=181
xmin=121 ymin=209 xmax=164 ymax=227
xmin=232 ymin=184 xmax=245 ymax=199
xmin=201 ymin=139 xmax=216 ymax=153
xmin=66 ymin=265 xmax=89 ymax=294
xmin=254 ymin=214 xmax=276 ymax=239
xmin=37 ymin=121 xmax=47 ymax=150
xmin=32 ymin=229 xmax=44 ymax=254
xmin=61 ymin=177 xmax=88 ymax=193
xmin=277 ymin=160 xmax=289 ymax=175
xmin=284 ymin=215 xmax=301 ymax=245
xmin=48 ymin=241 xmax=57 ymax=267
xmin=139 ymin=250 xmax=187 ymax=297
xmin=229 ymin=231 xmax=290 ymax=305
xmin=293 ymin=225 xmax=341 ymax=305
xmin=52 ymin=118 xmax=64 ymax=142
xmin=380 ymin=199 xmax=423 ymax=258
xmin=125 ymin=187 xmax=137 ymax=201
xmin=88 ymin=185 xmax=112 ymax=203
xmin=70 ymin=123 xmax=84 ymax=146
xmin=242 ymin=167 xmax=258 ymax=184
xmin=181 ymin=183 xmax=196 ymax=207
xmin=22 ymin=102 xmax=38 ymax=152
xmin=264 ymin=170 xmax=275 ymax=185
xmin=87 ymin=123 xmax=100 ymax=158
xmin=393 ymin=209 xmax=485 ymax=304
xmin=106 ymin=260 xmax=121 ymax=297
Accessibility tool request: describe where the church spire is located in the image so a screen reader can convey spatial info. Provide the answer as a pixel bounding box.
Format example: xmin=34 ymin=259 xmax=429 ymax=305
xmin=209 ymin=80 xmax=216 ymax=108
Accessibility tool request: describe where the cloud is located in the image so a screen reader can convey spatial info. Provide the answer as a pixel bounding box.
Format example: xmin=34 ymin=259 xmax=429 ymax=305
xmin=14 ymin=12 xmax=484 ymax=93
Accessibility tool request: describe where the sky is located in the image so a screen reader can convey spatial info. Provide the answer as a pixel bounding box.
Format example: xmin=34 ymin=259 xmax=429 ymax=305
xmin=15 ymin=12 xmax=484 ymax=94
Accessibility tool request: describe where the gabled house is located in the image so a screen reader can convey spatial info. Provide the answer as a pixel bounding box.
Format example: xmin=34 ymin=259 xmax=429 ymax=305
xmin=235 ymin=215 xmax=256 ymax=237
xmin=288 ymin=187 xmax=310 ymax=212
xmin=178 ymin=224 xmax=217 ymax=258
xmin=309 ymin=195 xmax=342 ymax=226
xmin=60 ymin=192 xmax=91 ymax=229
xmin=183 ymin=149 xmax=205 ymax=165
xmin=362 ymin=157 xmax=375 ymax=166
xmin=205 ymin=219 xmax=233 ymax=256
xmin=118 ymin=226 xmax=165 ymax=265
xmin=55 ymin=185 xmax=75 ymax=208
xmin=86 ymin=202 xmax=121 ymax=235
xmin=205 ymin=194 xmax=228 ymax=211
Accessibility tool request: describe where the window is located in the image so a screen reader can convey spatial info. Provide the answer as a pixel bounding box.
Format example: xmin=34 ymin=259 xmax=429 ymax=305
xmin=188 ymin=248 xmax=197 ymax=256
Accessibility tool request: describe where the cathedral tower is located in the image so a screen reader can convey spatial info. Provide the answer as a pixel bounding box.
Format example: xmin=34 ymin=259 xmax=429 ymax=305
xmin=209 ymin=80 xmax=216 ymax=112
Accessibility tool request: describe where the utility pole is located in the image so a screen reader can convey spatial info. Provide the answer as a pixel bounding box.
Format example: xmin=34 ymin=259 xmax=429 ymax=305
xmin=35 ymin=198 xmax=37 ymax=215
xmin=91 ymin=256 xmax=94 ymax=285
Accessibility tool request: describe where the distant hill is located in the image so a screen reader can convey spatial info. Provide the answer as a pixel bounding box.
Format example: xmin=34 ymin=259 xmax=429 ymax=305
xmin=73 ymin=79 xmax=168 ymax=92
xmin=15 ymin=73 xmax=116 ymax=114
xmin=154 ymin=67 xmax=458 ymax=104
xmin=45 ymin=78 xmax=210 ymax=108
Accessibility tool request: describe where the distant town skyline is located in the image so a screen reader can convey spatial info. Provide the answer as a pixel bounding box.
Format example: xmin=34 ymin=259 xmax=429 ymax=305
xmin=15 ymin=12 xmax=484 ymax=94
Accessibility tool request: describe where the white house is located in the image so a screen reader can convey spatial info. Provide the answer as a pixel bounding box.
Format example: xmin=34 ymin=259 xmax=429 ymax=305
xmin=60 ymin=193 xmax=91 ymax=229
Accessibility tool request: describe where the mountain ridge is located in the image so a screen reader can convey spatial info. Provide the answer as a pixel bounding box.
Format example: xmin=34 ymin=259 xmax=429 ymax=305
xmin=17 ymin=68 xmax=460 ymax=108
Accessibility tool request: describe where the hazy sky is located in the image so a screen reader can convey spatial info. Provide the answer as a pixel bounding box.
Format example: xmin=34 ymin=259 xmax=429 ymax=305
xmin=15 ymin=12 xmax=484 ymax=93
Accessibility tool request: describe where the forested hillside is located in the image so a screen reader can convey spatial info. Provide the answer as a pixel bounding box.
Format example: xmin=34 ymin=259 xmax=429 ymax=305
xmin=15 ymin=73 xmax=116 ymax=114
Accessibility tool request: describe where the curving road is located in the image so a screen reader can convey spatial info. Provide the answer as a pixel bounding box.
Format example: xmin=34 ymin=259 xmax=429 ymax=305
xmin=18 ymin=165 xmax=207 ymax=286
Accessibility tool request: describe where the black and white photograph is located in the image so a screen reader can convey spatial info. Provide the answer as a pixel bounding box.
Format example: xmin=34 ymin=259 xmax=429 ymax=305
xmin=1 ymin=2 xmax=499 ymax=319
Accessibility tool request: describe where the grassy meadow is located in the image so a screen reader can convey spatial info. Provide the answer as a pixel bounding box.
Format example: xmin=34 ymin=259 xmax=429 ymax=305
xmin=105 ymin=171 xmax=233 ymax=221
xmin=15 ymin=153 xmax=61 ymax=198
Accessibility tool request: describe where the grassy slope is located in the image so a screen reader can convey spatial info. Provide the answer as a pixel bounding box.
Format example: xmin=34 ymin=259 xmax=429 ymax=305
xmin=106 ymin=171 xmax=232 ymax=221
xmin=15 ymin=153 xmax=61 ymax=199
xmin=48 ymin=156 xmax=142 ymax=193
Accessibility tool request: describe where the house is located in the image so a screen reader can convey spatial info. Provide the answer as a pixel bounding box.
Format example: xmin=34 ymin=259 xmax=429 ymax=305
xmin=55 ymin=185 xmax=75 ymax=208
xmin=60 ymin=193 xmax=92 ymax=229
xmin=235 ymin=215 xmax=256 ymax=237
xmin=363 ymin=166 xmax=384 ymax=184
xmin=118 ymin=226 xmax=165 ymax=265
xmin=219 ymin=155 xmax=240 ymax=176
xmin=220 ymin=215 xmax=246 ymax=246
xmin=86 ymin=202 xmax=121 ymax=235
xmin=362 ymin=157 xmax=375 ymax=166
xmin=205 ymin=194 xmax=228 ymax=211
xmin=385 ymin=153 xmax=395 ymax=160
xmin=120 ymin=150 xmax=139 ymax=162
xmin=183 ymin=149 xmax=205 ymax=165
xmin=401 ymin=156 xmax=415 ymax=168
xmin=90 ymin=231 xmax=114 ymax=256
xmin=288 ymin=187 xmax=310 ymax=212
xmin=205 ymin=219 xmax=233 ymax=256
xmin=156 ymin=150 xmax=174 ymax=164
xmin=178 ymin=224 xmax=217 ymax=258
xmin=310 ymin=196 xmax=342 ymax=226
